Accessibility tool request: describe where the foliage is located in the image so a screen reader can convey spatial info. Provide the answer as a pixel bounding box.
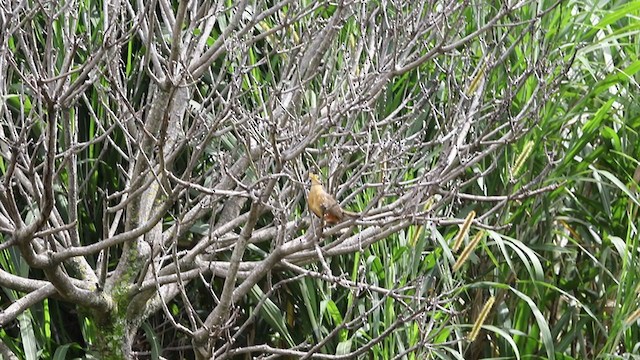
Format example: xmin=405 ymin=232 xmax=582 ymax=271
xmin=0 ymin=0 xmax=638 ymax=359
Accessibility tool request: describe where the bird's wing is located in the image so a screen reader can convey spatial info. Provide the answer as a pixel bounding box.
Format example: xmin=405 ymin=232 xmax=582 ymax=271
xmin=321 ymin=196 xmax=343 ymax=219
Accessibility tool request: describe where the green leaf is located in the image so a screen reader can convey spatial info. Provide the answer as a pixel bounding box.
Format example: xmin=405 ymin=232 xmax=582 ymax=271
xmin=52 ymin=344 xmax=77 ymax=360
xmin=585 ymin=2 xmax=640 ymax=39
xmin=336 ymin=339 xmax=352 ymax=355
xmin=18 ymin=312 xmax=38 ymax=360
xmin=250 ymin=285 xmax=295 ymax=347
xmin=141 ymin=322 xmax=161 ymax=360
xmin=593 ymin=168 xmax=640 ymax=206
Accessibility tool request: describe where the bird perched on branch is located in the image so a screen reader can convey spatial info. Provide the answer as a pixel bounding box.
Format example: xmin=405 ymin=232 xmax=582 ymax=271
xmin=308 ymin=173 xmax=359 ymax=224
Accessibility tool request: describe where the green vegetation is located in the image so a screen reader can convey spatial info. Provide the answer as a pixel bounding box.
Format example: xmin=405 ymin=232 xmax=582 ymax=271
xmin=0 ymin=0 xmax=639 ymax=358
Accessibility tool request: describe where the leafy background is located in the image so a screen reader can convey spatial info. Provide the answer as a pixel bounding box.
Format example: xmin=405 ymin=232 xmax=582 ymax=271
xmin=0 ymin=0 xmax=639 ymax=359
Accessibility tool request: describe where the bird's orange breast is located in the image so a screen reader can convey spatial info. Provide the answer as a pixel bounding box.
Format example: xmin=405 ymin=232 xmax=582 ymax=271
xmin=308 ymin=184 xmax=325 ymax=218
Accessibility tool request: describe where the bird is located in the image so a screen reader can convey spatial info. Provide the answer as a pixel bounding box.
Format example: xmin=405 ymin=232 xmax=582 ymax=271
xmin=308 ymin=173 xmax=359 ymax=224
